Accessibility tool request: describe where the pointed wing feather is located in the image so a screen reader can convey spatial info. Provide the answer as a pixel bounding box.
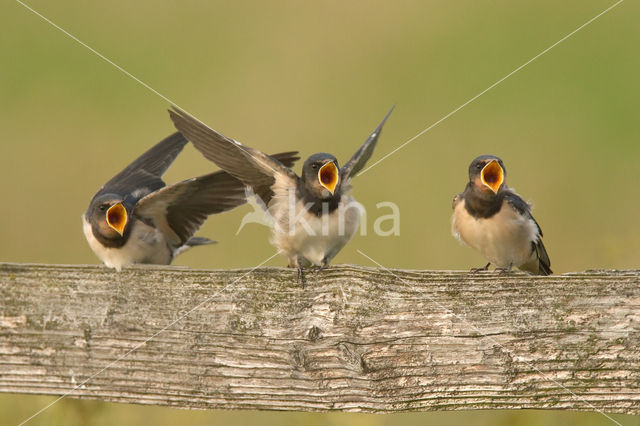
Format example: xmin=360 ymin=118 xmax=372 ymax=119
xmin=109 ymin=132 xmax=188 ymax=182
xmin=99 ymin=132 xmax=188 ymax=198
xmin=533 ymin=238 xmax=552 ymax=275
xmin=135 ymin=170 xmax=247 ymax=246
xmin=169 ymin=107 xmax=299 ymax=204
xmin=267 ymin=151 xmax=300 ymax=169
xmin=340 ymin=106 xmax=394 ymax=181
xmin=90 ymin=132 xmax=188 ymax=207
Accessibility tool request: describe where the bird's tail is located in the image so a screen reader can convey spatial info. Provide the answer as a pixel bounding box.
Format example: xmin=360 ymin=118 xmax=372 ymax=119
xmin=173 ymin=236 xmax=216 ymax=257
xmin=185 ymin=236 xmax=216 ymax=247
xmin=534 ymin=240 xmax=552 ymax=275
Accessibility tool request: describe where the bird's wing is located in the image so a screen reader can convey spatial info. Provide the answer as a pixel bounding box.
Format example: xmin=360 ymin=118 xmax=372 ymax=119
xmin=504 ymin=192 xmax=539 ymax=234
xmin=264 ymin=151 xmax=301 ymax=171
xmin=340 ymin=106 xmax=394 ymax=182
xmin=169 ymin=107 xmax=300 ymax=205
xmin=100 ymin=132 xmax=188 ymax=198
xmin=532 ymin=237 xmax=552 ymax=275
xmin=505 ymin=192 xmax=552 ymax=275
xmin=135 ymin=170 xmax=247 ymax=247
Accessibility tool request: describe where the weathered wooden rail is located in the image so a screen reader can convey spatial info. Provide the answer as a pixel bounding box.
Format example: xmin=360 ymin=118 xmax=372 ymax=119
xmin=0 ymin=263 xmax=638 ymax=414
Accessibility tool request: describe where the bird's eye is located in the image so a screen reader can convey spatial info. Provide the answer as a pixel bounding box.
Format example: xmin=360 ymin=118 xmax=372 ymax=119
xmin=312 ymin=164 xmax=318 ymax=170
xmin=476 ymin=163 xmax=483 ymax=169
xmin=99 ymin=204 xmax=108 ymax=212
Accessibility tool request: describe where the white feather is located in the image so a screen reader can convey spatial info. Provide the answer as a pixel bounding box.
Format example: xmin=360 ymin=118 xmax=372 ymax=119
xmin=267 ymin=175 xmax=361 ymax=267
xmin=82 ymin=215 xmax=172 ymax=271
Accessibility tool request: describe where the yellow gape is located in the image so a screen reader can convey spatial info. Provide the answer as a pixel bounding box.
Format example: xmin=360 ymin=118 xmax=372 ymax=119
xmin=481 ymin=160 xmax=504 ymax=194
xmin=318 ymin=162 xmax=339 ymax=194
xmin=106 ymin=203 xmax=128 ymax=236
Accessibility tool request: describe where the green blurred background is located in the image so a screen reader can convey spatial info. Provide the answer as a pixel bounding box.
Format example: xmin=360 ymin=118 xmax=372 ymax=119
xmin=1 ymin=0 xmax=638 ymax=424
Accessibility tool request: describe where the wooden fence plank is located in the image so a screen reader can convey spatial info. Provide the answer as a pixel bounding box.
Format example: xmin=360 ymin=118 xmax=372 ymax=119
xmin=0 ymin=263 xmax=638 ymax=414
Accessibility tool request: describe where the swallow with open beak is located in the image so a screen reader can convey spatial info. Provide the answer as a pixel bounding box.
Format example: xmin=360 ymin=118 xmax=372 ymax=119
xmin=169 ymin=106 xmax=393 ymax=282
xmin=451 ymin=155 xmax=551 ymax=275
xmin=82 ymin=131 xmax=299 ymax=270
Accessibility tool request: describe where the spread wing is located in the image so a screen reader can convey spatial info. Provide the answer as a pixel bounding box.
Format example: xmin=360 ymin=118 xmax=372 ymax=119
xmin=263 ymin=151 xmax=300 ymax=171
xmin=99 ymin=132 xmax=188 ymax=199
xmin=169 ymin=107 xmax=300 ymax=205
xmin=340 ymin=106 xmax=394 ymax=182
xmin=134 ymin=170 xmax=247 ymax=247
xmin=505 ymin=192 xmax=552 ymax=275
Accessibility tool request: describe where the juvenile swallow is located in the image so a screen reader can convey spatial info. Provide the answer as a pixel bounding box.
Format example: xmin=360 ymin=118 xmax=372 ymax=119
xmin=82 ymin=131 xmax=299 ymax=270
xmin=169 ymin=107 xmax=393 ymax=281
xmin=451 ymin=155 xmax=551 ymax=275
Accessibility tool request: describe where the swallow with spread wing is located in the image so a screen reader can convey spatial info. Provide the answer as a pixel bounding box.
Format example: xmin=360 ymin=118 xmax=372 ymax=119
xmin=451 ymin=155 xmax=551 ymax=275
xmin=169 ymin=107 xmax=393 ymax=282
xmin=83 ymin=131 xmax=299 ymax=270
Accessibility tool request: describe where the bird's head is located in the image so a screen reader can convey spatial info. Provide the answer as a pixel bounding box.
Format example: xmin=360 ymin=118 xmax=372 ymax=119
xmin=468 ymin=155 xmax=506 ymax=195
xmin=301 ymin=153 xmax=340 ymax=199
xmin=87 ymin=193 xmax=131 ymax=240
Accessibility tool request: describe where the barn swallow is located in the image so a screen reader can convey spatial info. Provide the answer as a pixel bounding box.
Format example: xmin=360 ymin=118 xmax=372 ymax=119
xmin=451 ymin=155 xmax=551 ymax=275
xmin=169 ymin=106 xmax=393 ymax=283
xmin=82 ymin=131 xmax=299 ymax=270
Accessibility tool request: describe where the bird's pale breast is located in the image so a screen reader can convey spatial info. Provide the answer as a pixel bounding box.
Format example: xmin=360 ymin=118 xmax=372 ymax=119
xmin=82 ymin=216 xmax=172 ymax=270
xmin=451 ymin=199 xmax=539 ymax=268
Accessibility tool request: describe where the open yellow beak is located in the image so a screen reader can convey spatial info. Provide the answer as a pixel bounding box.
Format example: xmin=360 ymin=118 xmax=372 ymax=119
xmin=106 ymin=203 xmax=128 ymax=236
xmin=480 ymin=160 xmax=504 ymax=194
xmin=318 ymin=162 xmax=339 ymax=195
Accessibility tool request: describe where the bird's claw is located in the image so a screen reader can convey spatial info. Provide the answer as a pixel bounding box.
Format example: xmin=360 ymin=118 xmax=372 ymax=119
xmin=470 ymin=263 xmax=491 ymax=273
xmin=495 ymin=266 xmax=513 ymax=275
xmin=318 ymin=257 xmax=329 ymax=272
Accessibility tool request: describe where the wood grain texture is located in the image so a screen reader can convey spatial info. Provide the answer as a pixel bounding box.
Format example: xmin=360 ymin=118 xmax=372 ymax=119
xmin=0 ymin=262 xmax=639 ymax=414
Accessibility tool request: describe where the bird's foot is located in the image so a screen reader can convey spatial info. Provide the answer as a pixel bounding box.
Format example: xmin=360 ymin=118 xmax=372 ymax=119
xmin=470 ymin=263 xmax=491 ymax=273
xmin=495 ymin=265 xmax=514 ymax=275
xmin=318 ymin=257 xmax=330 ymax=272
xmin=297 ymin=266 xmax=307 ymax=288
xmin=288 ymin=259 xmax=307 ymax=288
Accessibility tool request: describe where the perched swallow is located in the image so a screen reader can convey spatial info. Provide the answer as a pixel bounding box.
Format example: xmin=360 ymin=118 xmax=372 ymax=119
xmin=169 ymin=107 xmax=393 ymax=281
xmin=82 ymin=131 xmax=299 ymax=270
xmin=451 ymin=155 xmax=551 ymax=275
